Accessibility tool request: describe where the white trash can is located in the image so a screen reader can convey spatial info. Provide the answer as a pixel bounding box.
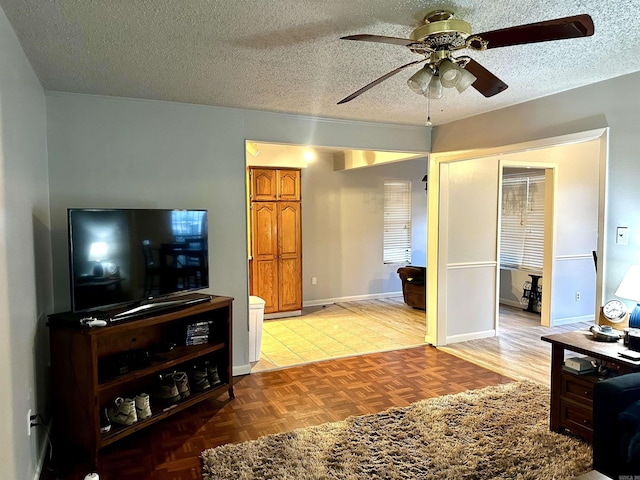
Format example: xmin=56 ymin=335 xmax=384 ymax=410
xmin=249 ymin=296 xmax=266 ymax=362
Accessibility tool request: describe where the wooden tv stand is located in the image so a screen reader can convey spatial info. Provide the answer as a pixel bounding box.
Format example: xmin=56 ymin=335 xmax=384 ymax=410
xmin=47 ymin=294 xmax=234 ymax=468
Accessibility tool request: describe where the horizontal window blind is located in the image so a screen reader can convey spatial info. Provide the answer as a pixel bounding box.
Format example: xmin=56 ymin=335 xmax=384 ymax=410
xmin=384 ymin=180 xmax=412 ymax=264
xmin=500 ymin=172 xmax=545 ymax=271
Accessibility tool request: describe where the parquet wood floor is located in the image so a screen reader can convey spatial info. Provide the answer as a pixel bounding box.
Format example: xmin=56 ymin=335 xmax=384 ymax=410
xmin=42 ymin=346 xmax=512 ymax=480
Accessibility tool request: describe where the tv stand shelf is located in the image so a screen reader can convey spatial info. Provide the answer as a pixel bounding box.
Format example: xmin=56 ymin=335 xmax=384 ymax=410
xmin=101 ymin=381 xmax=229 ymax=448
xmin=48 ymin=295 xmax=234 ymax=470
xmin=98 ymin=342 xmax=226 ymax=390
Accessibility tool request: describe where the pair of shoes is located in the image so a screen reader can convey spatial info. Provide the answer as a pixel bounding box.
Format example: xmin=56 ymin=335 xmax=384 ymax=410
xmin=189 ymin=364 xmax=211 ymax=392
xmin=188 ymin=361 xmax=222 ymax=391
xmin=174 ymin=371 xmax=190 ymax=398
xmin=107 ymin=393 xmax=152 ymax=426
xmin=155 ymin=371 xmax=190 ymax=404
xmin=205 ymin=360 xmax=222 ymax=387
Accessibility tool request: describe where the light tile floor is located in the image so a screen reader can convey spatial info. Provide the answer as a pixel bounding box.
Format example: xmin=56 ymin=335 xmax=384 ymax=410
xmin=251 ymin=301 xmax=427 ymax=373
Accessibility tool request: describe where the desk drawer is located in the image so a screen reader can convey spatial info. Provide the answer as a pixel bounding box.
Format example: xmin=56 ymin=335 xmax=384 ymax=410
xmin=560 ymin=399 xmax=593 ymax=441
xmin=561 ymin=371 xmax=597 ymax=406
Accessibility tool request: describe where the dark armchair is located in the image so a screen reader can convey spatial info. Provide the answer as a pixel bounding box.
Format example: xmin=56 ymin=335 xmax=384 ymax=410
xmin=593 ymin=372 xmax=640 ymax=478
xmin=396 ymin=266 xmax=426 ymax=310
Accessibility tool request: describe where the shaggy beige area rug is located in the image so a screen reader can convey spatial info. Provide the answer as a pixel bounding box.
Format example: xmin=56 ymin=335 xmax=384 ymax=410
xmin=201 ymin=381 xmax=592 ymax=479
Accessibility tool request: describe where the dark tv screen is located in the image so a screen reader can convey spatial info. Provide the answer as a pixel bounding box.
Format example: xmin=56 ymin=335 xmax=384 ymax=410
xmin=68 ymin=208 xmax=209 ymax=313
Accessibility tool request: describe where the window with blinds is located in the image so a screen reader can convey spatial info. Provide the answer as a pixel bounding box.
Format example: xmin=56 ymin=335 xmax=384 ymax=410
xmin=500 ymin=171 xmax=545 ymax=270
xmin=383 ymin=180 xmax=412 ymax=264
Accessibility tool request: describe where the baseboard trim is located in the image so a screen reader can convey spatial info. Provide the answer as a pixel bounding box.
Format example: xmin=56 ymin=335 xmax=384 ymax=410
xmin=499 ymin=299 xmax=523 ymax=309
xmin=264 ymin=310 xmax=301 ymax=320
xmin=550 ymin=314 xmax=594 ymax=326
xmin=303 ymin=291 xmax=403 ymax=308
xmin=446 ymin=329 xmax=496 ymax=345
xmin=33 ymin=418 xmax=52 ymax=480
xmin=233 ymin=364 xmax=251 ymax=376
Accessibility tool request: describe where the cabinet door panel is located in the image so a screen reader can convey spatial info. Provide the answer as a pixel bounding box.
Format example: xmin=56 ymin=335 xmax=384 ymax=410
xmin=251 ymin=202 xmax=278 ymax=258
xmin=251 ymin=168 xmax=277 ymax=201
xmin=277 ymin=202 xmax=301 ymax=311
xmin=279 ymin=257 xmax=302 ymax=311
xmin=251 ymin=202 xmax=278 ymax=312
xmin=252 ymin=258 xmax=279 ymax=313
xmin=278 ymin=202 xmax=301 ymax=257
xmin=278 ymin=170 xmax=301 ymax=201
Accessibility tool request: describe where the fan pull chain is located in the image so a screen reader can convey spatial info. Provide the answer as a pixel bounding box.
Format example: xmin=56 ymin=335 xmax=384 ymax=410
xmin=425 ymin=95 xmax=432 ymax=127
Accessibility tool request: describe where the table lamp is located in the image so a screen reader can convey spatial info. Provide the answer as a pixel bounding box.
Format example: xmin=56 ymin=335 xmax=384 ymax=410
xmin=89 ymin=241 xmax=108 ymax=277
xmin=615 ymin=265 xmax=640 ymax=328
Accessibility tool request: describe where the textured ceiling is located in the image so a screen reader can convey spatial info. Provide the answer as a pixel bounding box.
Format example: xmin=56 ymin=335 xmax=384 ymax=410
xmin=1 ymin=0 xmax=639 ymax=126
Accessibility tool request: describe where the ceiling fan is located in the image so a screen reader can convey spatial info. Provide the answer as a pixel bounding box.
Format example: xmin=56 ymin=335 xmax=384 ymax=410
xmin=337 ymin=11 xmax=594 ymax=104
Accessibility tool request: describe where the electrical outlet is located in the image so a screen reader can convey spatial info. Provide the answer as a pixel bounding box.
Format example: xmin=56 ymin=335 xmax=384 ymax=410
xmin=575 ymin=292 xmax=581 ymax=302
xmin=311 ymin=277 xmax=317 ymax=285
xmin=27 ymin=409 xmax=32 ymax=436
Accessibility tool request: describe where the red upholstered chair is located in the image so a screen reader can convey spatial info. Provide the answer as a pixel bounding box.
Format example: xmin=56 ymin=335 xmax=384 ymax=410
xmin=397 ymin=266 xmax=426 ymax=310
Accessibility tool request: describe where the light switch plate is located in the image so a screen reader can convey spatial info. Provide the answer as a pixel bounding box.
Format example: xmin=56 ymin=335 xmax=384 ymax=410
xmin=617 ymin=227 xmax=629 ymax=245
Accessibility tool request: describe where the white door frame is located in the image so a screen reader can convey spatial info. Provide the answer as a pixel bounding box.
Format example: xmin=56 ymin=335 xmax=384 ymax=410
xmin=498 ymin=161 xmax=557 ymax=328
xmin=425 ymin=128 xmax=608 ymax=346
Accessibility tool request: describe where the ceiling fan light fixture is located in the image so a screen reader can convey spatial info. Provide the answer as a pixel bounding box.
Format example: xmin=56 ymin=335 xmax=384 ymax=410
xmin=455 ymin=68 xmax=477 ymax=93
xmin=426 ymin=75 xmax=443 ymax=99
xmin=438 ymin=60 xmax=461 ymax=88
xmin=407 ymin=67 xmax=433 ymax=95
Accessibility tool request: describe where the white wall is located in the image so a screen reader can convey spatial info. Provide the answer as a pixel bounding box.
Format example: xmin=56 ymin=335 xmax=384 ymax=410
xmin=432 ymin=71 xmax=640 ymax=308
xmin=45 ymin=93 xmax=430 ymax=373
xmin=301 ymin=153 xmax=427 ymax=304
xmin=0 ymin=6 xmax=52 ymax=480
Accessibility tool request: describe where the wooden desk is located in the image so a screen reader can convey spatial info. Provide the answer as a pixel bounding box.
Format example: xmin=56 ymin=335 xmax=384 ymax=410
xmin=541 ymin=330 xmax=640 ymax=441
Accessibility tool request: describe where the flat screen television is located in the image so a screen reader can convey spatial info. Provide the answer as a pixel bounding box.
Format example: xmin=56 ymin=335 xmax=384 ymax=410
xmin=68 ymin=208 xmax=209 ymax=315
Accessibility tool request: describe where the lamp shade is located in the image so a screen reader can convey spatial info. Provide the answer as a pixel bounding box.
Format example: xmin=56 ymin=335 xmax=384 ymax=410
xmin=615 ymin=265 xmax=640 ymax=329
xmin=407 ymin=67 xmax=433 ymax=95
xmin=438 ymin=60 xmax=461 ymax=88
xmin=427 ymin=75 xmax=443 ymax=99
xmin=615 ymin=265 xmax=640 ymax=302
xmin=455 ymin=68 xmax=477 ymax=93
xmin=88 ymin=242 xmax=108 ymax=261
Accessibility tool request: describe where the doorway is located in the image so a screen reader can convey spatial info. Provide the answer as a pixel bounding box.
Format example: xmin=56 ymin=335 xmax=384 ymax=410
xmin=498 ymin=167 xmax=546 ymax=316
xmin=426 ymin=129 xmax=607 ymax=346
xmin=245 ymin=140 xmax=430 ymax=371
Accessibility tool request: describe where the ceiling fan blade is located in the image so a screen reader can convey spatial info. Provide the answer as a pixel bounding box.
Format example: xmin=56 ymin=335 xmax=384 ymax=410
xmin=474 ymin=14 xmax=594 ymax=49
xmin=341 ymin=34 xmax=415 ymax=47
xmin=463 ymin=59 xmax=508 ymax=97
xmin=337 ymin=59 xmax=427 ymax=104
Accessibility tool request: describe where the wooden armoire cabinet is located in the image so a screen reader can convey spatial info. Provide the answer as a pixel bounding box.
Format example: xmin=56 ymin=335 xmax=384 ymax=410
xmin=249 ymin=168 xmax=302 ymax=314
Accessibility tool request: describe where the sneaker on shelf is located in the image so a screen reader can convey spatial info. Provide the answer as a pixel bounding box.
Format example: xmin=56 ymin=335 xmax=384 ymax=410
xmin=99 ymin=407 xmax=111 ymax=433
xmin=135 ymin=393 xmax=152 ymax=420
xmin=154 ymin=374 xmax=180 ymax=405
xmin=188 ymin=364 xmax=210 ymax=392
xmin=171 ymin=371 xmax=190 ymax=399
xmin=107 ymin=397 xmax=137 ymax=426
xmin=205 ymin=361 xmax=222 ymax=387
